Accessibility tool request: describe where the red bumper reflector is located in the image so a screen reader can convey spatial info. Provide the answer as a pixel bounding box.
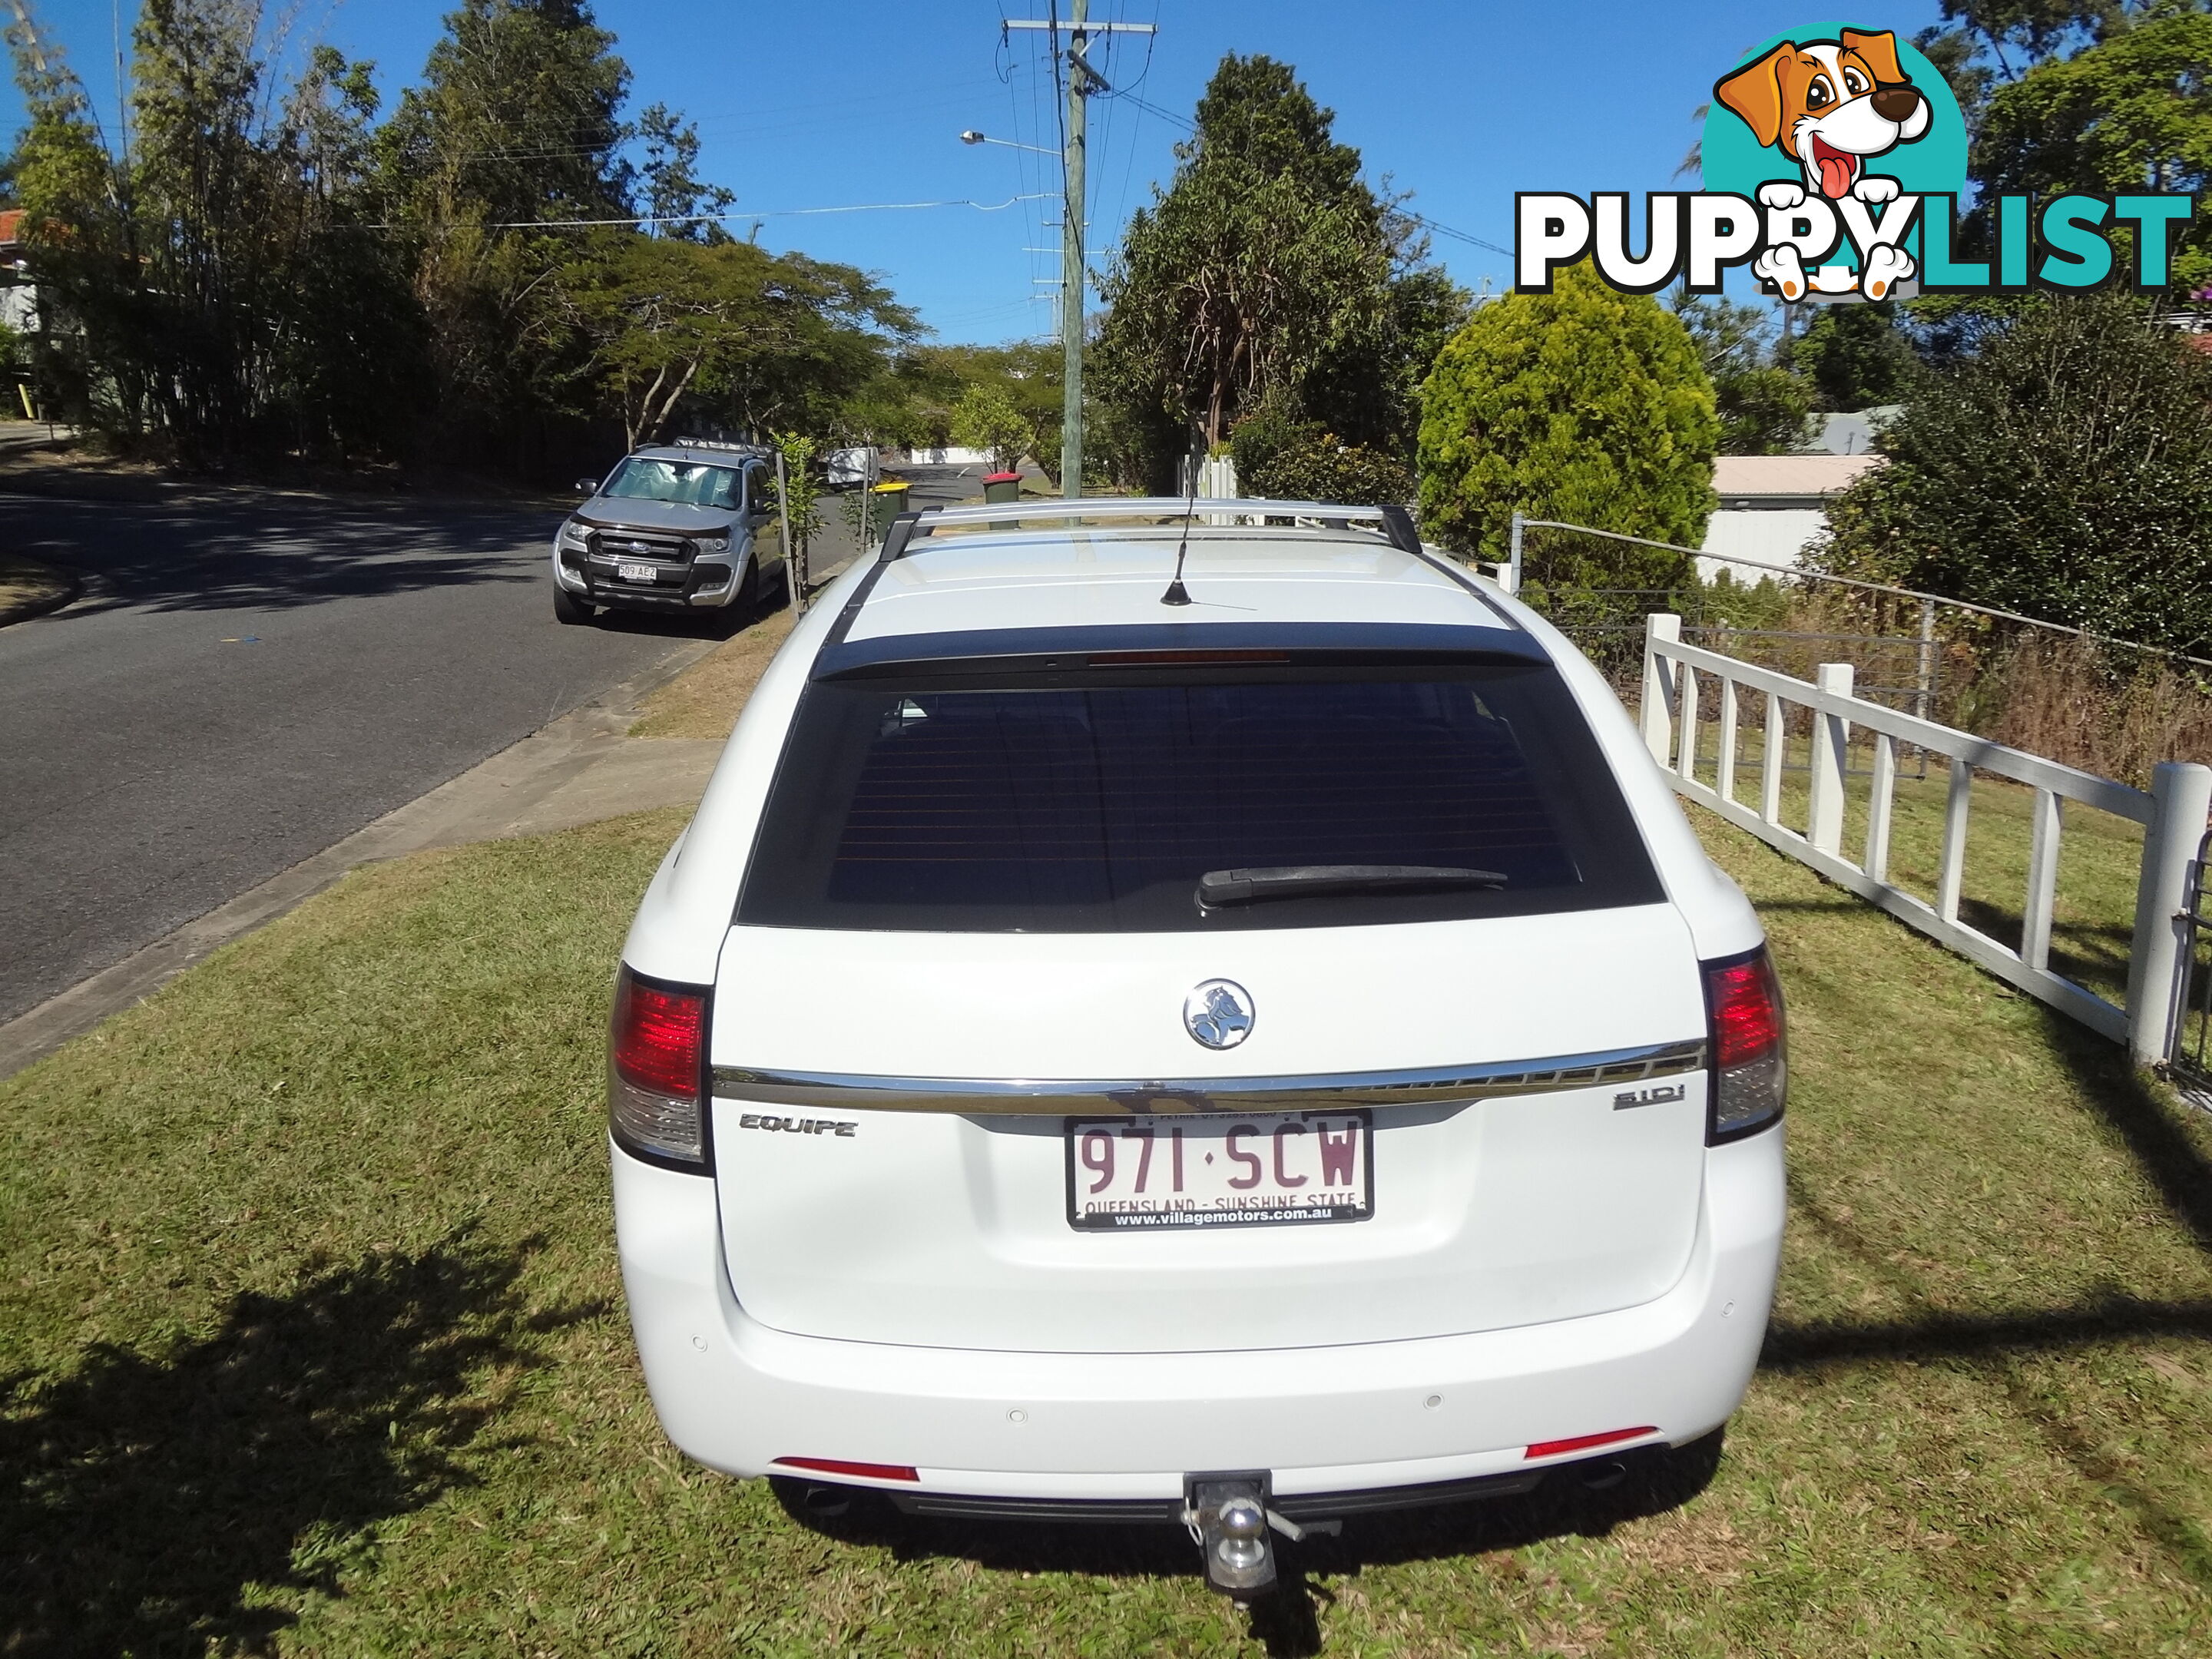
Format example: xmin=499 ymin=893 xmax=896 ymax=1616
xmin=773 ymin=1456 xmax=921 ymax=1482
xmin=1524 ymin=1426 xmax=1657 ymax=1460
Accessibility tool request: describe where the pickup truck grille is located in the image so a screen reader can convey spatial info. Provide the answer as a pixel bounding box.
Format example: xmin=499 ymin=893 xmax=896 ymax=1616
xmin=590 ymin=528 xmax=692 ymax=566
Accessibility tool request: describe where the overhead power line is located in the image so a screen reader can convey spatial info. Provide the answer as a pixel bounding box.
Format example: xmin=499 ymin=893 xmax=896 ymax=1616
xmin=382 ymin=192 xmax=1057 ymax=232
xmin=1402 ymin=214 xmax=1514 ymax=260
xmin=1105 ymin=89 xmax=1515 ymax=263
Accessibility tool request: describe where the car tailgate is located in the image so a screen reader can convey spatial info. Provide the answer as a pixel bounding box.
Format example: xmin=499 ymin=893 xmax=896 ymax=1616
xmin=709 ymin=904 xmax=1710 ymax=1353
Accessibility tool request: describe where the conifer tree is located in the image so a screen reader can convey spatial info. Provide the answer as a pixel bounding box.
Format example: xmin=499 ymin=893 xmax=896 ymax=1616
xmin=1416 ymin=263 xmax=1719 ymax=580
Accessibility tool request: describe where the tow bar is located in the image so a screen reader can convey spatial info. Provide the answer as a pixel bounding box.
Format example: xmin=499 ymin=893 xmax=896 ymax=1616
xmin=1182 ymin=1471 xmax=1339 ymax=1600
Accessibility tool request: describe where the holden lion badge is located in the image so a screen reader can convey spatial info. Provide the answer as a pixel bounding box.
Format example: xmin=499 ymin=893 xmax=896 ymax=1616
xmin=1184 ymin=980 xmax=1255 ymax=1050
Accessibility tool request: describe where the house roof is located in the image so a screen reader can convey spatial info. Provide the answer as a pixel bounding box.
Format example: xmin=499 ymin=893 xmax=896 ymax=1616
xmin=1713 ymin=453 xmax=1884 ymax=498
xmin=0 ymin=209 xmax=24 ymax=249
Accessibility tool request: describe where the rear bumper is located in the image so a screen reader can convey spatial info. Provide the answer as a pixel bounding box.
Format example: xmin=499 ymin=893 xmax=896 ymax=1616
xmin=612 ymin=1124 xmax=1783 ymax=1508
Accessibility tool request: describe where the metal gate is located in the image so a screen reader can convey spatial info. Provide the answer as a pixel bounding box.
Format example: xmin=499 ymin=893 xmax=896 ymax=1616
xmin=2167 ymin=829 xmax=2212 ymax=1096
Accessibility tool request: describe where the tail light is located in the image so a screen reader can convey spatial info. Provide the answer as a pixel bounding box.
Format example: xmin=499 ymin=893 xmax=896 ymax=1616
xmin=1703 ymin=947 xmax=1786 ymax=1143
xmin=609 ymin=965 xmax=710 ymax=1167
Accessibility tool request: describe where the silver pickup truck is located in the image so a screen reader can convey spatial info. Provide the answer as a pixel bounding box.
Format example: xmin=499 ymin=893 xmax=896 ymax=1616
xmin=552 ymin=439 xmax=781 ymax=624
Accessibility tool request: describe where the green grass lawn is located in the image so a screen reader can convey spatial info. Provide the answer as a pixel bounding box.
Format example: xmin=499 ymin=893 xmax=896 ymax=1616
xmin=5 ymin=807 xmax=2212 ymax=1655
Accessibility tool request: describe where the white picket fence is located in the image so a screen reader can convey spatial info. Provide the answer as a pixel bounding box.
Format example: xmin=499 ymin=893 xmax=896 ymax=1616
xmin=1640 ymin=614 xmax=2212 ymax=1063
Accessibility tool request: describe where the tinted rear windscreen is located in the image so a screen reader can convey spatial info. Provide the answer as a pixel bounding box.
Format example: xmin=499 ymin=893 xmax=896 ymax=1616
xmin=739 ymin=664 xmax=1662 ymax=931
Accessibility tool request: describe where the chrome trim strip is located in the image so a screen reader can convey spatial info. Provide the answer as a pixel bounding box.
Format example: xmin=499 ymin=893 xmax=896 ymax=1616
xmin=710 ymin=1040 xmax=1707 ymax=1118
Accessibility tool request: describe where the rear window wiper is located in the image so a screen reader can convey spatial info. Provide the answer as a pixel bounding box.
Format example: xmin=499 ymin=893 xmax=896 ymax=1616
xmin=1197 ymin=864 xmax=1508 ymax=907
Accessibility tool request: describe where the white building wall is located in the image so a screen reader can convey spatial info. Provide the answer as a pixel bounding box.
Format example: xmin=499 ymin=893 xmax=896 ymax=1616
xmin=894 ymin=445 xmax=994 ymax=466
xmin=1697 ymin=508 xmax=1829 ymax=584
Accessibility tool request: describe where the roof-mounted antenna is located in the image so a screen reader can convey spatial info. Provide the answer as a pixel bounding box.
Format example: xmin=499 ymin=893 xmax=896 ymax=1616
xmin=1161 ymin=421 xmax=1204 ymax=607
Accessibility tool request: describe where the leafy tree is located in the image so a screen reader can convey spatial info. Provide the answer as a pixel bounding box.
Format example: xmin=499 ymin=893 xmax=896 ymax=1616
xmin=548 ymin=233 xmax=739 ymax=448
xmin=1098 ymin=162 xmax=1383 ymax=461
xmin=8 ymin=1 xmax=423 ymax=458
xmin=378 ymin=0 xmax=634 ymax=461
xmin=1229 ymin=400 xmax=1412 ymax=503
xmin=1714 ymin=367 xmax=1817 ymax=454
xmin=1416 ymin=264 xmax=1719 ymax=580
xmin=772 ymin=431 xmax=822 ymax=574
xmin=909 ymin=342 xmax=1060 ymax=459
xmin=949 ymin=382 xmax=1032 ymax=472
xmin=1816 ymin=293 xmax=2212 ymax=653
xmin=548 ymin=232 xmax=916 ymax=447
xmin=5 ymin=7 xmax=130 ymax=427
xmin=830 ymin=341 xmax=1075 ymax=466
xmin=1190 ymin=52 xmax=1365 ymax=199
xmin=1672 ymin=290 xmax=1815 ymax=452
xmin=1972 ymin=10 xmax=2212 ymax=293
xmin=125 ymin=0 xmax=287 ymax=448
xmin=270 ymin=47 xmax=432 ymax=459
xmin=382 ymin=0 xmax=631 ymax=227
xmin=2 ymin=0 xmax=915 ymax=475
xmin=1922 ymin=0 xmax=2128 ymax=83
xmin=636 ymin=101 xmax=733 ymax=241
xmin=1793 ymin=301 xmax=1919 ymax=412
xmin=1092 ymin=53 xmax=1465 ymax=490
xmin=708 ymin=250 xmax=916 ymax=438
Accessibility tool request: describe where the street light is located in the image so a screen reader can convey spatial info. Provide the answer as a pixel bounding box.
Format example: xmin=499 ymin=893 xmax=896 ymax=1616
xmin=961 ymin=123 xmax=1086 ymax=499
xmin=959 ymin=129 xmax=1061 ymax=158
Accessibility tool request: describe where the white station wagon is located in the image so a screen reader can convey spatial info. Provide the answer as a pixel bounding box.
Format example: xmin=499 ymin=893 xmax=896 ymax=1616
xmin=608 ymin=498 xmax=1786 ymax=1596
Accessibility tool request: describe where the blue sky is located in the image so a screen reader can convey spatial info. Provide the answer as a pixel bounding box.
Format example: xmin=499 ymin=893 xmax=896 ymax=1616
xmin=4 ymin=2 xmax=1947 ymax=342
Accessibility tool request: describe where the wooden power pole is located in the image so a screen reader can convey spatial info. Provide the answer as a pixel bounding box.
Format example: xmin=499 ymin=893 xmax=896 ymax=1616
xmin=1005 ymin=8 xmax=1154 ymax=498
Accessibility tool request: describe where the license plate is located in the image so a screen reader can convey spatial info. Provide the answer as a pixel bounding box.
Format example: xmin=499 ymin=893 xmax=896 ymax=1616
xmin=617 ymin=561 xmax=657 ymax=583
xmin=1065 ymin=1111 xmax=1372 ymax=1231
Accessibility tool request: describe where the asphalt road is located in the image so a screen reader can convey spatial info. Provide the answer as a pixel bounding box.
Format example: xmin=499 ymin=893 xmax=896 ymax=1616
xmin=0 ymin=490 xmax=711 ymax=1025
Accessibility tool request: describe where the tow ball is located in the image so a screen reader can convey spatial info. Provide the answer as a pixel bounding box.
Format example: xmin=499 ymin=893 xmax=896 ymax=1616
xmin=1182 ymin=1472 xmax=1337 ymax=1599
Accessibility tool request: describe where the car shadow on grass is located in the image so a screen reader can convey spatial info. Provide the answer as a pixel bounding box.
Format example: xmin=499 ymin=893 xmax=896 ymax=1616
xmin=2034 ymin=1002 xmax=2212 ymax=1254
xmin=0 ymin=1229 xmax=598 ymax=1658
xmin=1765 ymin=1097 xmax=2212 ymax=1597
xmin=772 ymin=1435 xmax=1724 ymax=1659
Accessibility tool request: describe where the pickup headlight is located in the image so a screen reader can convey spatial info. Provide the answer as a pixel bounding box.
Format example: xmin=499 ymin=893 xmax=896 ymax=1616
xmin=694 ymin=534 xmax=730 ymax=554
xmin=557 ymin=519 xmax=589 ymax=548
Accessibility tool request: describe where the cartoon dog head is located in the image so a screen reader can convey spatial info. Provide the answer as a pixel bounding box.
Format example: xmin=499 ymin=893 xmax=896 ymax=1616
xmin=1714 ymin=28 xmax=1930 ymax=200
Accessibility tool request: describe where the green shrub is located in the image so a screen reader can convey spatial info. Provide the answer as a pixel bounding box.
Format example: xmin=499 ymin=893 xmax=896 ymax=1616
xmin=1416 ymin=263 xmax=1718 ymax=583
xmin=1816 ymin=293 xmax=2212 ymax=655
xmin=1792 ymin=300 xmax=1918 ymax=412
xmin=1229 ymin=405 xmax=1412 ymax=504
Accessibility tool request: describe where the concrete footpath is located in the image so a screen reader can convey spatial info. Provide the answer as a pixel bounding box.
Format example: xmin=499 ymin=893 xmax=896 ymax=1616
xmin=0 ymin=640 xmax=727 ymax=1081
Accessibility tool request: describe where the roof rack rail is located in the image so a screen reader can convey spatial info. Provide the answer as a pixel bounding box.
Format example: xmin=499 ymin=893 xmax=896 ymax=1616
xmin=657 ymin=435 xmax=773 ymax=456
xmin=879 ymin=509 xmax=926 ymax=562
xmin=885 ymin=497 xmax=1425 ymax=558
